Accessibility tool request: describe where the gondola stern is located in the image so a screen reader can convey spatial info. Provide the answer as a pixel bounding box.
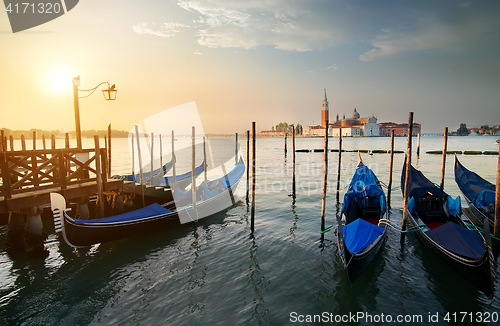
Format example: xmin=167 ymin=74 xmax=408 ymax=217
xmin=49 ymin=193 xmax=81 ymax=249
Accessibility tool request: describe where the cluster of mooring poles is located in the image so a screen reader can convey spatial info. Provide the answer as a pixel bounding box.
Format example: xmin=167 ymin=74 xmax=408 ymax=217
xmin=250 ymin=111 xmax=500 ymax=246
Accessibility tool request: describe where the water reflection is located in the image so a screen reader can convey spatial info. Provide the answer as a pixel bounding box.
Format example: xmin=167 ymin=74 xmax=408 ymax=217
xmin=247 ymin=236 xmax=272 ymax=325
xmin=409 ymin=233 xmax=487 ymax=317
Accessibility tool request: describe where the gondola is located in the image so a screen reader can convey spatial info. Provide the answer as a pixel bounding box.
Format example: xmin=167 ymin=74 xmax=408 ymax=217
xmin=454 ymin=157 xmax=496 ymax=228
xmin=337 ymin=154 xmax=388 ymax=286
xmin=50 ymin=158 xmax=245 ymax=248
xmin=401 ymin=160 xmax=495 ymax=297
xmin=112 ymin=157 xmax=206 ymax=190
xmin=111 ymin=154 xmax=175 ymax=182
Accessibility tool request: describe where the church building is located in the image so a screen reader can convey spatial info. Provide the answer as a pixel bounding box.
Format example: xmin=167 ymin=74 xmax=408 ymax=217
xmin=307 ymin=90 xmax=380 ymax=137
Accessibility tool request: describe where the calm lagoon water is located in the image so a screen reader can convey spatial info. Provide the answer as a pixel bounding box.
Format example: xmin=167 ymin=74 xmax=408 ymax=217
xmin=1 ymin=135 xmax=499 ymax=325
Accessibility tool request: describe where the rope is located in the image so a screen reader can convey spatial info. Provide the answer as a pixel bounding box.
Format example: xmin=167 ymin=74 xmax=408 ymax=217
xmin=324 ymin=218 xmax=429 ymax=234
xmin=378 ymin=219 xmax=429 ymax=233
xmin=464 ymin=223 xmax=500 ymax=241
xmin=402 ymin=224 xmax=430 ymax=233
xmin=320 ymin=225 xmax=333 ymax=234
xmin=180 ymin=205 xmax=199 ymax=223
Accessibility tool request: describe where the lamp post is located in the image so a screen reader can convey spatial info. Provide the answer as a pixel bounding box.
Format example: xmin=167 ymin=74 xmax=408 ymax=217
xmin=73 ymin=76 xmax=117 ymax=149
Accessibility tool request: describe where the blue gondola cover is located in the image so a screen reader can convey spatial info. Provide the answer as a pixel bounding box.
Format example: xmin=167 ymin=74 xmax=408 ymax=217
xmin=74 ymin=203 xmax=171 ymax=224
xmin=342 ymin=163 xmax=386 ymax=213
xmin=473 ymin=190 xmax=495 ymax=211
xmin=455 ymin=159 xmax=495 ymax=202
xmin=343 ymin=218 xmax=384 ymax=254
xmin=446 ymin=195 xmax=462 ymax=216
xmin=426 ymin=222 xmax=485 ymax=259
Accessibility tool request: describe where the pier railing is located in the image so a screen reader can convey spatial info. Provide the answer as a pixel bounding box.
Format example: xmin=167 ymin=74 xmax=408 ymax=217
xmin=0 ymin=148 xmax=108 ymax=200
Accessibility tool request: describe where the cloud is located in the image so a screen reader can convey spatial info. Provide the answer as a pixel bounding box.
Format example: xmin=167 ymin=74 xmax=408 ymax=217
xmin=327 ymin=64 xmax=338 ymax=70
xmin=193 ymin=50 xmax=203 ymax=55
xmin=133 ymin=22 xmax=190 ymax=37
xmin=175 ymin=0 xmax=351 ymax=51
xmin=359 ymin=9 xmax=500 ymax=62
xmin=306 ymin=70 xmax=314 ymax=73
xmin=359 ymin=26 xmax=453 ymax=61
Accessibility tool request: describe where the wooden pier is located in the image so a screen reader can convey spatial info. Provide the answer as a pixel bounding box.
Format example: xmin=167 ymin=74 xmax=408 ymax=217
xmin=0 ymin=146 xmax=125 ymax=214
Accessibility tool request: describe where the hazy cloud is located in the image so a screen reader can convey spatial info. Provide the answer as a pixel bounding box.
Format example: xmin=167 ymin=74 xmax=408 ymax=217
xmin=360 ymin=8 xmax=500 ymax=61
xmin=327 ymin=64 xmax=338 ymax=70
xmin=176 ymin=0 xmax=351 ymax=51
xmin=133 ymin=22 xmax=190 ymax=37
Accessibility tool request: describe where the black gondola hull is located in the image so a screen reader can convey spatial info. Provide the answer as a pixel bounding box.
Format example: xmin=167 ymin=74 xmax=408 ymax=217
xmin=405 ymin=211 xmax=494 ymax=298
xmin=63 ymin=212 xmax=181 ymax=247
xmin=337 ymin=220 xmax=387 ymax=286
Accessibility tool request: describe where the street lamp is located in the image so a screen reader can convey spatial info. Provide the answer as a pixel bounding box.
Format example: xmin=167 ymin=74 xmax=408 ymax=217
xmin=73 ymin=76 xmax=117 ymax=149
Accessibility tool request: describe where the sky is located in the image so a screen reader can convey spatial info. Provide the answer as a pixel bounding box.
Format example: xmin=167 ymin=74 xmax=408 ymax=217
xmin=1 ymin=0 xmax=499 ymax=134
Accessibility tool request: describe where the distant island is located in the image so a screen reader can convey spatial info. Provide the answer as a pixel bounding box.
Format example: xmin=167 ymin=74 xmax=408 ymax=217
xmin=452 ymin=123 xmax=499 ymax=136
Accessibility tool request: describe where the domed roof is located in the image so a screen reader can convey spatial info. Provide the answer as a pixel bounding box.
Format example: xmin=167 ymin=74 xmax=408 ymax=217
xmin=351 ymin=108 xmax=360 ymax=119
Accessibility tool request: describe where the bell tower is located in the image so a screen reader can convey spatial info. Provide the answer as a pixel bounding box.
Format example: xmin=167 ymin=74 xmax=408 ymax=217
xmin=321 ymin=89 xmax=329 ymax=128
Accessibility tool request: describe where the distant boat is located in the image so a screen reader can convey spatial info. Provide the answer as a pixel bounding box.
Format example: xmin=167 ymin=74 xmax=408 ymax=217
xmin=401 ymin=160 xmax=494 ymax=297
xmin=469 ymin=131 xmax=479 ymax=136
xmin=337 ymin=153 xmax=388 ymax=286
xmin=496 ymin=138 xmax=499 ymax=144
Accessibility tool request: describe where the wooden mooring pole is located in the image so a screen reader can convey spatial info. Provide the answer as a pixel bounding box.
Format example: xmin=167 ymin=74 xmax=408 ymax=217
xmin=494 ymin=141 xmax=500 ymax=238
xmin=159 ymin=134 xmax=163 ymax=174
xmin=21 ymin=135 xmax=26 ymax=151
xmin=401 ymin=112 xmax=414 ymax=248
xmin=171 ymin=130 xmax=177 ymax=197
xmin=336 ymin=128 xmax=342 ymax=201
xmin=191 ymin=126 xmax=197 ymax=213
xmin=416 ymin=132 xmax=421 ymax=157
xmin=94 ymin=136 xmax=105 ymax=218
xmin=246 ymin=129 xmax=250 ymax=195
xmin=321 ymin=120 xmax=329 ymax=236
xmin=292 ymin=125 xmax=296 ymax=199
xmin=131 ymin=134 xmax=135 ymax=176
xmin=150 ymin=132 xmax=154 ymax=185
xmin=284 ymin=132 xmax=287 ymax=157
xmin=107 ymin=124 xmax=112 ymax=177
xmin=235 ymin=133 xmax=238 ymax=165
xmin=134 ymin=126 xmax=145 ymax=207
xmin=204 ymin=136 xmax=208 ymax=181
xmin=440 ymin=127 xmax=448 ymax=189
xmin=387 ymin=130 xmax=395 ymax=207
xmin=251 ymin=122 xmax=256 ymax=233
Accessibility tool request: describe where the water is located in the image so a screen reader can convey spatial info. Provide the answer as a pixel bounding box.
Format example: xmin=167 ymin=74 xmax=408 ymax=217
xmin=1 ymin=135 xmax=499 ymax=325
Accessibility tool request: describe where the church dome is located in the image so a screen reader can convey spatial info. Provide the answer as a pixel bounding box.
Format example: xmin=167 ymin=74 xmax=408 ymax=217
xmin=351 ymin=108 xmax=360 ymax=119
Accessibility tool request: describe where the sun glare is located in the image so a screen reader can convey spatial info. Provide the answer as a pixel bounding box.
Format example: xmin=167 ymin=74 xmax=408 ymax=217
xmin=47 ymin=69 xmax=72 ymax=93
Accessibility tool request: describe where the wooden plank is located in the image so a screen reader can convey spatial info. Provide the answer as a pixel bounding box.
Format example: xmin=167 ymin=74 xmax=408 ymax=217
xmin=0 ymin=179 xmax=123 ymax=213
xmin=94 ymin=136 xmax=104 ymax=217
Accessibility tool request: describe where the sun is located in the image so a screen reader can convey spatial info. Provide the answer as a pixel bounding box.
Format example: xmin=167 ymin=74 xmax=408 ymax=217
xmin=47 ymin=68 xmax=72 ymax=93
